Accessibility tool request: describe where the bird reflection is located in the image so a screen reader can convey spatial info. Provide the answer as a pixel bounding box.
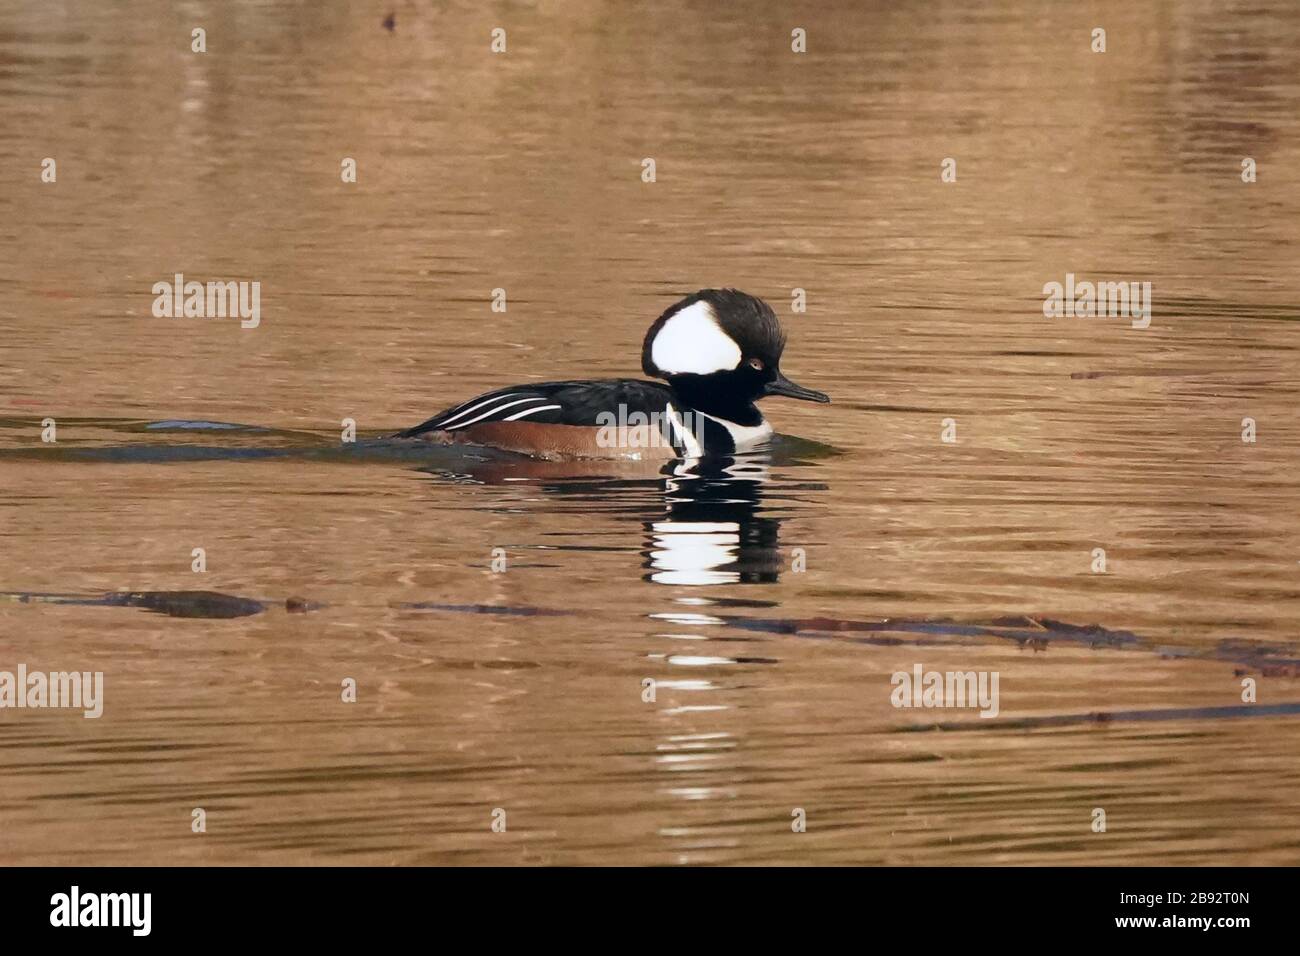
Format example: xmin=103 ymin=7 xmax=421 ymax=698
xmin=415 ymin=447 xmax=798 ymax=587
xmin=644 ymin=456 xmax=782 ymax=585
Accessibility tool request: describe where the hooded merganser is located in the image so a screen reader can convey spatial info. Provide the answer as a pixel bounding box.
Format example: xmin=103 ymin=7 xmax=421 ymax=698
xmin=396 ymin=289 xmax=830 ymax=459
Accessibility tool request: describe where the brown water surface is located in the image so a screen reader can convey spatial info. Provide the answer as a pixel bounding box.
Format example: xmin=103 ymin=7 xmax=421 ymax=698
xmin=2 ymin=0 xmax=1299 ymax=864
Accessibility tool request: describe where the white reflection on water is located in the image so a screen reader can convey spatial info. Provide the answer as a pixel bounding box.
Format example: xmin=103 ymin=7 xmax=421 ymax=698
xmin=648 ymin=521 xmax=743 ymax=585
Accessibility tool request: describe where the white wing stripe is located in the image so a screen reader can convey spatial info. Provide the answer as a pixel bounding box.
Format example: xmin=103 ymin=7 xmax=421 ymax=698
xmin=502 ymin=404 xmax=562 ymax=421
xmin=446 ymin=397 xmax=550 ymax=429
xmin=438 ymin=393 xmax=526 ymax=428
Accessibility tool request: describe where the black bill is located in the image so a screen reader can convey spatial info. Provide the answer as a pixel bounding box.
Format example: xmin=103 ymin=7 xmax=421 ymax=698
xmin=764 ymin=371 xmax=830 ymax=403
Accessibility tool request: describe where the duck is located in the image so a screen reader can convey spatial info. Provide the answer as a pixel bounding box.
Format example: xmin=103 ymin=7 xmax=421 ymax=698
xmin=396 ymin=289 xmax=829 ymax=459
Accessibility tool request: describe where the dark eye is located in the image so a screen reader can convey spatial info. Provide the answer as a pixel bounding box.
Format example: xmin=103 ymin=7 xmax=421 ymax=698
xmin=748 ymin=357 xmax=764 ymax=371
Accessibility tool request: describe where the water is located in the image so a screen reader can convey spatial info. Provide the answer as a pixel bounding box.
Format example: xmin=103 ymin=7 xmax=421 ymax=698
xmin=2 ymin=0 xmax=1300 ymax=865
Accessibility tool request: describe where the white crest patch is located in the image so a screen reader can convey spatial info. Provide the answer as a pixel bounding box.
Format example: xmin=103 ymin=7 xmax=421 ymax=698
xmin=650 ymin=301 xmax=742 ymax=375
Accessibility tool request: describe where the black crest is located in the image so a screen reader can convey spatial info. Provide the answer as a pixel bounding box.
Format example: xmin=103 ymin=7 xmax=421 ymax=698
xmin=641 ymin=289 xmax=786 ymax=380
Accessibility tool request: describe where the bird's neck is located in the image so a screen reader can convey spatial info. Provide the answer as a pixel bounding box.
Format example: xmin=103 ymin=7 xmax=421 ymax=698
xmin=667 ymin=379 xmax=764 ymax=428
